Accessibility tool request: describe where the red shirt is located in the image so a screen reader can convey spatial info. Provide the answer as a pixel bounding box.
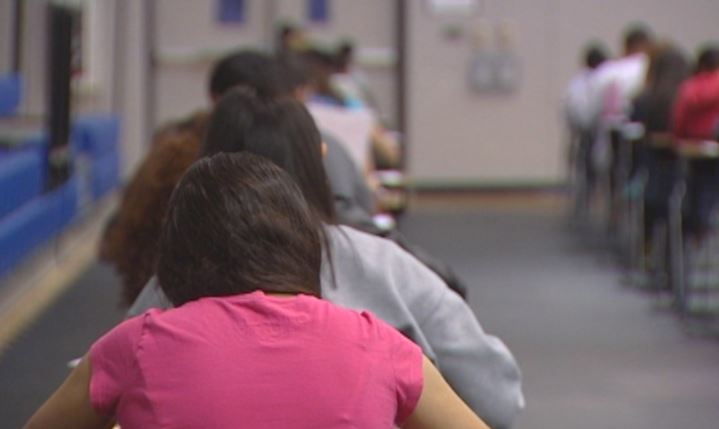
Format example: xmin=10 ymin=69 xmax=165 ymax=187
xmin=673 ymin=70 xmax=719 ymax=139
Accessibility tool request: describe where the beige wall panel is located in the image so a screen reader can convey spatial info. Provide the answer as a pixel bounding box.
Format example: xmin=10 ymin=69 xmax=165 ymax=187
xmin=19 ymin=0 xmax=48 ymax=115
xmin=154 ymin=0 xmax=270 ymax=125
xmin=407 ymin=0 xmax=719 ymax=185
xmin=0 ymin=0 xmax=12 ymax=74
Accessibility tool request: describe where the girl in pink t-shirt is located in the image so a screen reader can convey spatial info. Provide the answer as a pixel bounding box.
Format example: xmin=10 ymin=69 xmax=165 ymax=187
xmin=25 ymin=153 xmax=487 ymax=429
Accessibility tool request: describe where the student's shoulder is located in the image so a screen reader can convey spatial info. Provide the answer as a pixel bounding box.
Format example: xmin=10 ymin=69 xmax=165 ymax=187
xmin=150 ymin=111 xmax=208 ymax=152
xmin=312 ymin=295 xmax=405 ymax=344
xmin=328 ymin=224 xmax=400 ymax=252
xmin=154 ymin=110 xmax=210 ymax=141
xmin=138 ymin=112 xmax=209 ymax=178
xmin=326 ymin=225 xmax=445 ymax=292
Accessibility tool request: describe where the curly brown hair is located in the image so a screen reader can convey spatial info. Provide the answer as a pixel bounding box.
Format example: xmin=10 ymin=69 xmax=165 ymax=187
xmin=100 ymin=112 xmax=208 ymax=306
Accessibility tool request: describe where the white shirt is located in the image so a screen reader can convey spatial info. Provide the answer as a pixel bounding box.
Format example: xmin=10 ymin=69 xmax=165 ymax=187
xmin=565 ymin=68 xmax=601 ymax=131
xmin=589 ymin=53 xmax=648 ymax=127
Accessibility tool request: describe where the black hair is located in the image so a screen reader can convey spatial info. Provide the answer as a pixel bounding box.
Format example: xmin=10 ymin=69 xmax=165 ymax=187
xmin=208 ymin=50 xmax=284 ymax=99
xmin=157 ymin=153 xmax=322 ymax=306
xmin=279 ymin=23 xmax=299 ymax=45
xmin=584 ymin=44 xmax=607 ymax=70
xmin=624 ymin=25 xmax=652 ymax=54
xmin=635 ymin=43 xmax=690 ymax=133
xmin=277 ymin=52 xmax=312 ymax=93
xmin=646 ymin=44 xmax=689 ymax=93
xmin=695 ymin=45 xmax=719 ymax=74
xmin=336 ymin=40 xmax=355 ymax=70
xmin=303 ymin=48 xmax=345 ymax=102
xmin=203 ymin=88 xmax=336 ymax=224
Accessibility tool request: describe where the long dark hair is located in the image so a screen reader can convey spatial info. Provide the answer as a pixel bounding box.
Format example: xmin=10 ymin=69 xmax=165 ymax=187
xmin=203 ymin=88 xmax=336 ymax=223
xmin=645 ymin=43 xmax=689 ymax=95
xmin=636 ymin=43 xmax=689 ymax=133
xmin=157 ymin=153 xmax=322 ymax=306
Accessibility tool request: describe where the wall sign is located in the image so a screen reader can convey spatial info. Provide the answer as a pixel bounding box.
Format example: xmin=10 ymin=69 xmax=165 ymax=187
xmin=468 ymin=20 xmax=521 ymax=94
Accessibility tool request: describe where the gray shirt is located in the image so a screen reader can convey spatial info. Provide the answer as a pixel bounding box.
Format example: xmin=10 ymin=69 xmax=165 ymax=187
xmin=129 ymin=225 xmax=525 ymax=429
xmin=322 ymin=132 xmax=376 ymax=230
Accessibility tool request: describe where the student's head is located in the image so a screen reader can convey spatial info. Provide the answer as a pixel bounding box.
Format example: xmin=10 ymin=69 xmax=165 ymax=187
xmin=695 ymin=45 xmax=719 ymax=74
xmin=623 ymin=25 xmax=652 ymax=55
xmin=208 ymin=51 xmax=284 ymax=102
xmin=203 ymin=88 xmax=336 ymax=223
xmin=277 ymin=52 xmax=314 ymax=101
xmin=304 ymin=48 xmax=342 ymax=100
xmin=278 ymin=23 xmax=305 ymax=52
xmin=157 ymin=153 xmax=322 ymax=306
xmin=583 ymin=44 xmax=607 ymax=70
xmin=336 ymin=41 xmax=355 ymax=72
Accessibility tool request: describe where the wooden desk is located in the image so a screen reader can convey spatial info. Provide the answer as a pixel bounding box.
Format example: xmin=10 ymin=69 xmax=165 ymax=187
xmin=675 ymin=139 xmax=719 ymax=159
xmin=647 ymin=132 xmax=674 ymax=149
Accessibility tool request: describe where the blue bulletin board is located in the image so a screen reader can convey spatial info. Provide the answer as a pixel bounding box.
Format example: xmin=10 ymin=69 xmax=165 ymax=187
xmin=217 ymin=0 xmax=246 ymax=24
xmin=308 ymin=0 xmax=329 ymax=23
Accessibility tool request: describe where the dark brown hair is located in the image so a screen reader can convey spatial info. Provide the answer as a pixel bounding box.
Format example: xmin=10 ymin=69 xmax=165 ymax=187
xmin=157 ymin=153 xmax=322 ymax=306
xmin=203 ymin=88 xmax=336 ymax=223
xmin=208 ymin=50 xmax=284 ymax=99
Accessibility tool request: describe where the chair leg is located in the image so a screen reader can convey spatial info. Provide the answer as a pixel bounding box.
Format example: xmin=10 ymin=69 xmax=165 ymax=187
xmin=669 ymin=182 xmax=687 ymax=315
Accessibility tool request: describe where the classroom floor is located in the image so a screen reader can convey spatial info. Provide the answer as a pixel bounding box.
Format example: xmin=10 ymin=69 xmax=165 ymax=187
xmin=2 ymin=194 xmax=719 ymax=428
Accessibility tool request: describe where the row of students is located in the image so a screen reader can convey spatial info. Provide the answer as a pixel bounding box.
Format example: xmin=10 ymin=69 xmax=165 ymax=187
xmin=26 ymin=50 xmax=525 ymax=428
xmin=565 ymin=26 xmax=653 ymax=211
xmin=24 ymin=151 xmax=486 ymax=428
xmin=566 ymin=26 xmax=719 ymax=241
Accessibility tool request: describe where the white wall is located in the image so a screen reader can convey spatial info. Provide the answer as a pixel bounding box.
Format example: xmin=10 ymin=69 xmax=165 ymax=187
xmin=19 ymin=0 xmax=48 ymax=116
xmin=74 ymin=0 xmax=118 ymax=115
xmin=10 ymin=1 xmax=719 ymax=185
xmin=114 ymin=0 xmax=152 ymax=176
xmin=0 ymin=1 xmax=13 ymax=74
xmin=406 ymin=0 xmax=719 ymax=186
xmin=275 ymin=0 xmax=398 ymax=124
xmin=152 ymin=0 xmax=397 ymax=126
xmin=153 ymin=0 xmax=271 ymax=124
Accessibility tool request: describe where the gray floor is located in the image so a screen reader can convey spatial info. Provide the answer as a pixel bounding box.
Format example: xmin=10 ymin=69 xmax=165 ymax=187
xmin=400 ymin=207 xmax=719 ymax=429
xmin=2 ymin=205 xmax=719 ymax=428
xmin=0 ymin=264 xmax=124 ymax=428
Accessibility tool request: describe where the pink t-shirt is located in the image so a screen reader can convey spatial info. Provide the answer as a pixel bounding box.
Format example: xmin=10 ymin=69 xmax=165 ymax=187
xmin=89 ymin=291 xmax=423 ymax=428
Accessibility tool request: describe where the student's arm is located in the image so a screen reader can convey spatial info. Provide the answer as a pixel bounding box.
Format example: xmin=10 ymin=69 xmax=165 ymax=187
xmin=388 ymin=242 xmax=524 ymax=429
xmin=24 ymin=357 xmax=114 ymax=429
xmin=419 ymin=281 xmax=524 ymax=429
xmin=403 ymin=356 xmax=490 ymax=429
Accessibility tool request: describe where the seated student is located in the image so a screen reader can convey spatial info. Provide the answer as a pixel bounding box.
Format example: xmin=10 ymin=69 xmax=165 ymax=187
xmin=630 ymin=43 xmax=690 ymax=246
xmin=100 ymin=50 xmax=285 ymax=306
xmin=589 ymin=26 xmax=653 ymax=215
xmin=129 ymin=89 xmax=525 ymax=429
xmin=304 ymin=48 xmax=401 ymax=170
xmin=673 ymin=45 xmax=719 ymax=139
xmin=24 ymin=153 xmax=489 ymax=429
xmin=564 ymin=43 xmax=608 ymax=210
xmin=672 ymin=45 xmax=719 ymax=240
xmin=331 ymin=40 xmax=379 ymax=113
xmin=591 ymin=26 xmax=653 ymax=127
xmin=279 ymin=52 xmax=469 ymax=298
